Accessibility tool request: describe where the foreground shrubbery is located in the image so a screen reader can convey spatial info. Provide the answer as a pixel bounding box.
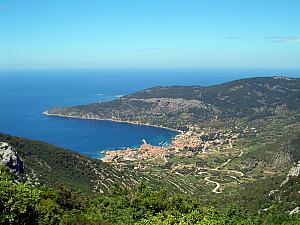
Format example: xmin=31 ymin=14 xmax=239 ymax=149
xmin=1 ymin=168 xmax=300 ymax=225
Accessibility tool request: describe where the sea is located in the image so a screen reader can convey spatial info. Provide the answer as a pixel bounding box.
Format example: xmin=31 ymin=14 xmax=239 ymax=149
xmin=0 ymin=67 xmax=299 ymax=158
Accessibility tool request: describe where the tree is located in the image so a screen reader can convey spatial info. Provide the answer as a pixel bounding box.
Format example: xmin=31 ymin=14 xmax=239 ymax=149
xmin=0 ymin=167 xmax=40 ymax=224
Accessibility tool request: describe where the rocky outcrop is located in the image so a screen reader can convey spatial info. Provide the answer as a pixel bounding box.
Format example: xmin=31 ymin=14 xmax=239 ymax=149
xmin=0 ymin=142 xmax=24 ymax=173
xmin=289 ymin=207 xmax=300 ymax=215
xmin=280 ymin=161 xmax=300 ymax=187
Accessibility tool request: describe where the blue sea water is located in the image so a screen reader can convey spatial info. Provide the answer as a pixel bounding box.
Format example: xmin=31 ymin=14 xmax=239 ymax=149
xmin=0 ymin=68 xmax=299 ymax=158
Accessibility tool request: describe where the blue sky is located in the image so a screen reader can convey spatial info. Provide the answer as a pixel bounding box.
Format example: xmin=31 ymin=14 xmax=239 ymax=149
xmin=0 ymin=0 xmax=299 ymax=69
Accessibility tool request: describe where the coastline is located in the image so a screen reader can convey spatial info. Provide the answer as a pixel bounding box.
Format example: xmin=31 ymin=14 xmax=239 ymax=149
xmin=42 ymin=111 xmax=183 ymax=134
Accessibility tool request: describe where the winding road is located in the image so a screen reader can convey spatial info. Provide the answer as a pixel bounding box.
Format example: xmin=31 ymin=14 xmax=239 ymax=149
xmin=204 ymin=176 xmax=221 ymax=193
xmin=200 ymin=146 xmax=245 ymax=194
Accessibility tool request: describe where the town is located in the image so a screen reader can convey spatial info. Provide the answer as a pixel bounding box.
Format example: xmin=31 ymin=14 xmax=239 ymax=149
xmin=101 ymin=125 xmax=257 ymax=163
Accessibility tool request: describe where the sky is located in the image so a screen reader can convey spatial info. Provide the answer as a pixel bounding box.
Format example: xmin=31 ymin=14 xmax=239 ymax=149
xmin=0 ymin=0 xmax=300 ymax=69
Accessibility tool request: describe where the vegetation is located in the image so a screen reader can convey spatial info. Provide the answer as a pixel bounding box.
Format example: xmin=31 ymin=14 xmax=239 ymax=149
xmin=0 ymin=133 xmax=137 ymax=193
xmin=1 ymin=168 xmax=300 ymax=225
xmin=0 ymin=133 xmax=207 ymax=194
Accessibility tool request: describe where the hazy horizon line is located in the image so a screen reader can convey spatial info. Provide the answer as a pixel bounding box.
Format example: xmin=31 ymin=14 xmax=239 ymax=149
xmin=1 ymin=65 xmax=300 ymax=71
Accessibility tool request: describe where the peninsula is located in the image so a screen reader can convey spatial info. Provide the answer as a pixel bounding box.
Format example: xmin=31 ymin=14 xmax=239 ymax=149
xmin=44 ymin=76 xmax=300 ymax=132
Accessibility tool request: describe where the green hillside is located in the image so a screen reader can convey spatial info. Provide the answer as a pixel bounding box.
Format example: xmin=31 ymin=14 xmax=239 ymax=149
xmin=0 ymin=133 xmax=204 ymax=194
xmin=1 ymin=166 xmax=300 ymax=225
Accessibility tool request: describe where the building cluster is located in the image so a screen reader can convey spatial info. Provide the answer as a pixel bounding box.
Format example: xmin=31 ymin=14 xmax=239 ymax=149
xmin=102 ymin=143 xmax=170 ymax=162
xmin=101 ymin=125 xmax=256 ymax=163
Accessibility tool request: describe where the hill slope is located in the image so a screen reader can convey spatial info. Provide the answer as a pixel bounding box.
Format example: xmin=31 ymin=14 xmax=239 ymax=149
xmin=0 ymin=133 xmax=202 ymax=194
xmin=0 ymin=133 xmax=138 ymax=193
xmin=46 ymin=76 xmax=300 ymax=130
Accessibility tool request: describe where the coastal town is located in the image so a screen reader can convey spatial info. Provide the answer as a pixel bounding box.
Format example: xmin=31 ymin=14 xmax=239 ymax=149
xmin=101 ymin=125 xmax=257 ymax=164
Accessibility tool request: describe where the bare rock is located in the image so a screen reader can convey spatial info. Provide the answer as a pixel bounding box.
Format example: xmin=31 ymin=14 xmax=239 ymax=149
xmin=0 ymin=142 xmax=24 ymax=173
xmin=281 ymin=161 xmax=300 ymax=187
xmin=289 ymin=207 xmax=300 ymax=215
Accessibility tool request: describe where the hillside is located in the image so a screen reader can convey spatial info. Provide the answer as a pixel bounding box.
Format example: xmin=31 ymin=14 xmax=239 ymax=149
xmin=46 ymin=76 xmax=300 ymax=130
xmin=0 ymin=133 xmax=136 ymax=193
xmin=2 ymin=167 xmax=300 ymax=225
xmin=0 ymin=133 xmax=199 ymax=194
xmin=1 ymin=130 xmax=300 ymax=224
